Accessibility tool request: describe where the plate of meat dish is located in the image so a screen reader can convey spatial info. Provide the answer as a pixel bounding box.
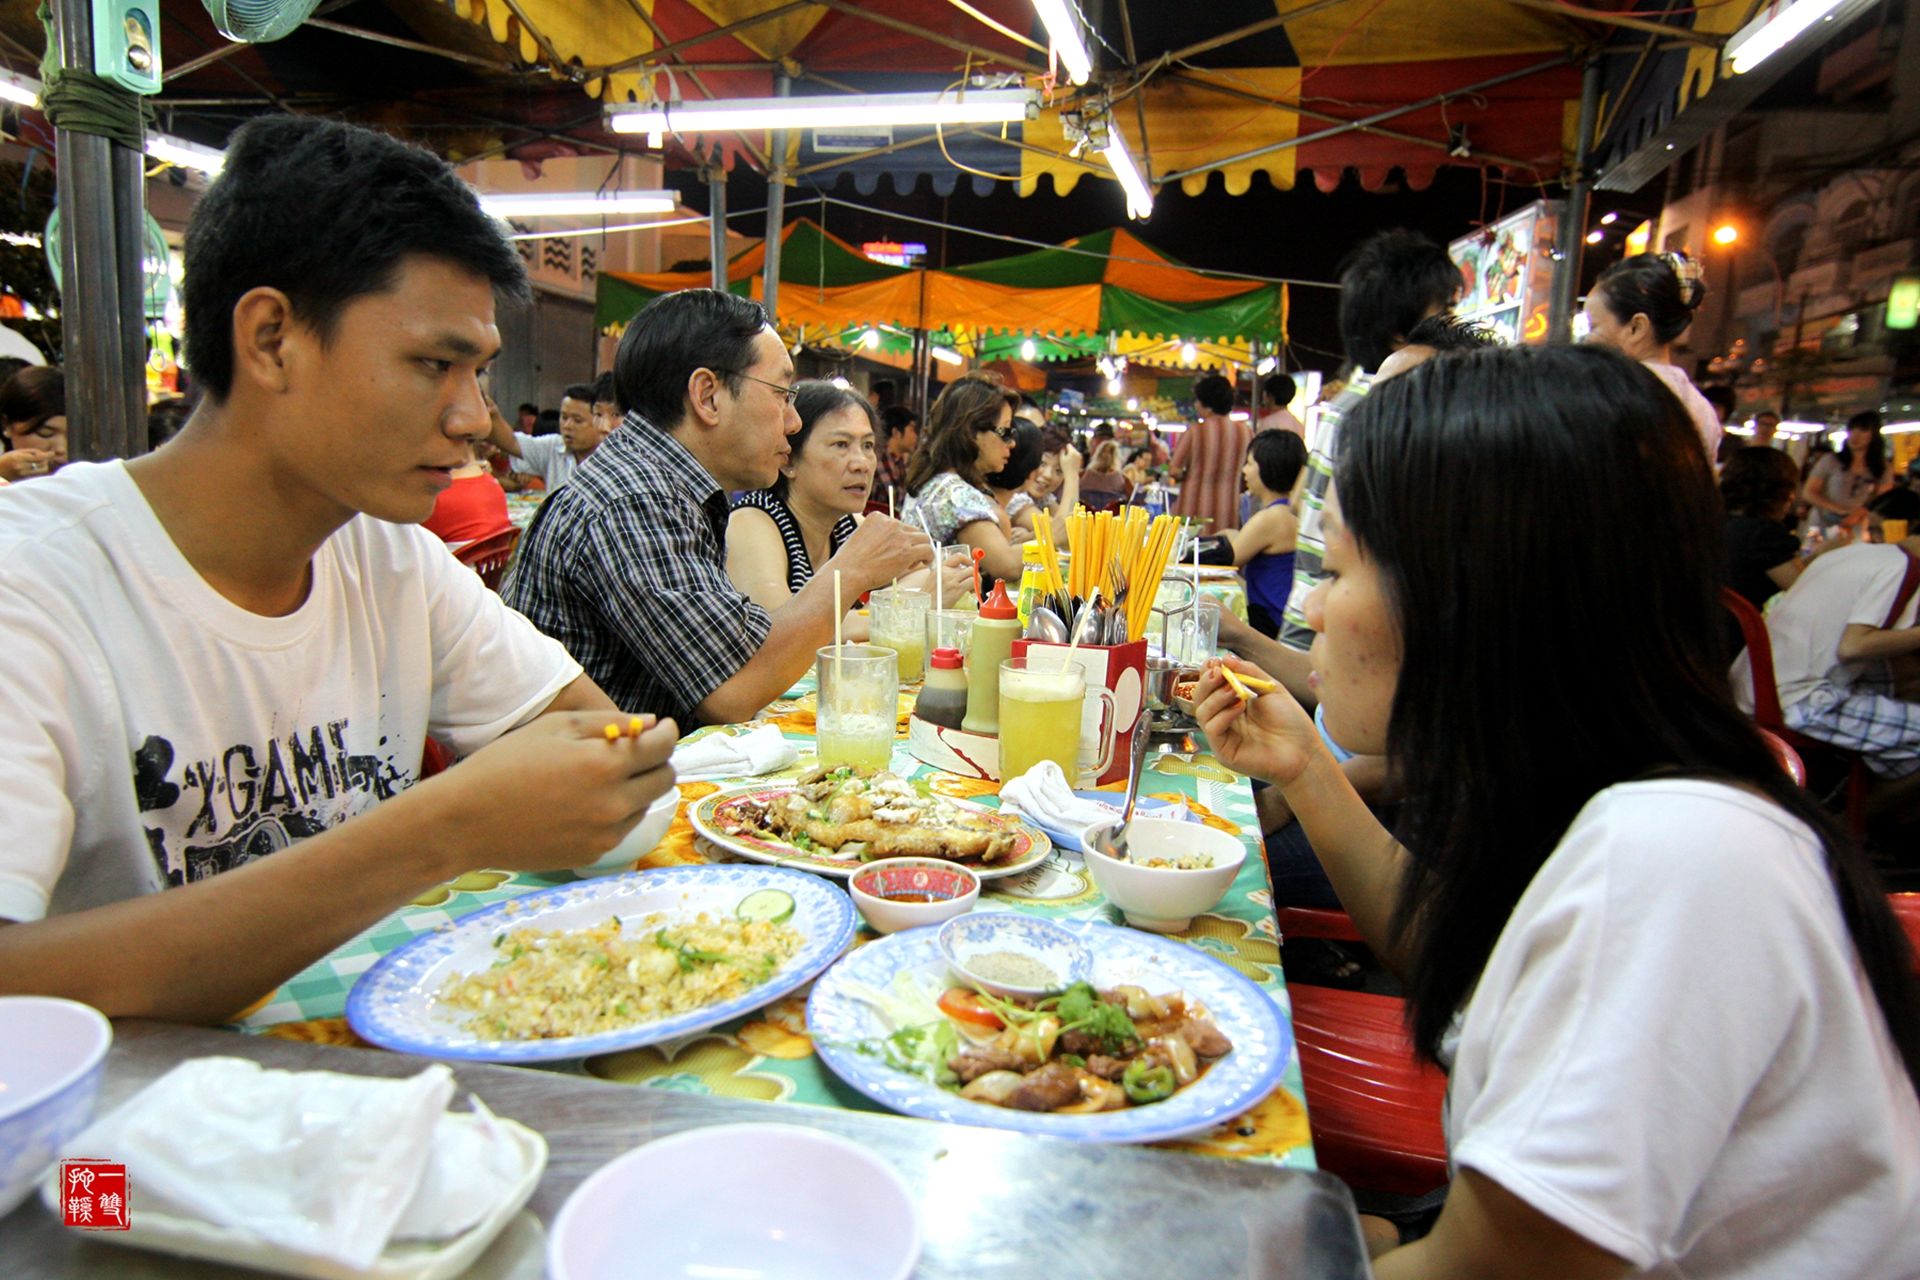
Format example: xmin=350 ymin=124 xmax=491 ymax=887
xmin=807 ymin=917 xmax=1291 ymax=1143
xmin=692 ymin=766 xmax=1052 ymax=881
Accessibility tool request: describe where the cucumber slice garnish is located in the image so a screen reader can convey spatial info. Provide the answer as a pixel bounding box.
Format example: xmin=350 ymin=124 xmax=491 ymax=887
xmin=737 ymin=888 xmax=796 ymax=924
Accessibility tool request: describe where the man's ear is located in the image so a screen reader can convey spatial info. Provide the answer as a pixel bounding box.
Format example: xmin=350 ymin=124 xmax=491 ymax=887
xmin=685 ymin=368 xmax=726 ymax=430
xmin=229 ymin=287 xmax=298 ymax=395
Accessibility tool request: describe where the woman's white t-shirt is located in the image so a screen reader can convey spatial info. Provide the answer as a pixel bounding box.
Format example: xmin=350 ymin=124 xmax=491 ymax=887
xmin=1644 ymin=360 xmax=1724 ymax=464
xmin=0 ymin=461 xmax=581 ymax=923
xmin=1447 ymin=779 xmax=1920 ymax=1278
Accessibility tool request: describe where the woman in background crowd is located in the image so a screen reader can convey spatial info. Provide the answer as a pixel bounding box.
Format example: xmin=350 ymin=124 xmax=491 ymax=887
xmin=1235 ymin=429 xmax=1309 ymax=638
xmin=1804 ymin=411 xmax=1893 ymax=532
xmin=1584 ymin=252 xmax=1722 ymax=462
xmin=0 ymin=366 xmax=66 ymax=483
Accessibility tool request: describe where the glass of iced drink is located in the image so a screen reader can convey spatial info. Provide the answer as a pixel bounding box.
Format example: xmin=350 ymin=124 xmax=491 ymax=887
xmin=868 ymin=586 xmax=931 ymax=683
xmin=816 ymin=644 xmax=899 ymax=772
xmin=997 ymin=657 xmax=1117 ymax=784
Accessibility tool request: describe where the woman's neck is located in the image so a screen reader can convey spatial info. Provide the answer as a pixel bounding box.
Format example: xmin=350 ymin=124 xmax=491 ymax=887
xmin=786 ymin=487 xmax=846 ymax=556
xmin=1247 ymin=481 xmax=1276 ymax=505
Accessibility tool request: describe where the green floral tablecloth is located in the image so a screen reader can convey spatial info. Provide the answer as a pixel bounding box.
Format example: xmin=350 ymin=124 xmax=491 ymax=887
xmin=241 ymin=687 xmax=1314 ymax=1169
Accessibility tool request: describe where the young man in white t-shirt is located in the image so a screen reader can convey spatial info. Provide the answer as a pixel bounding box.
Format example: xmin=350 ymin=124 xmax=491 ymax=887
xmin=1731 ymin=536 xmax=1920 ymax=778
xmin=0 ymin=116 xmax=676 ymax=1024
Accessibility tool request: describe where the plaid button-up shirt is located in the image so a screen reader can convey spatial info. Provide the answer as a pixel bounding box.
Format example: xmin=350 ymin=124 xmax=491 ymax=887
xmin=502 ymin=414 xmax=772 ymax=728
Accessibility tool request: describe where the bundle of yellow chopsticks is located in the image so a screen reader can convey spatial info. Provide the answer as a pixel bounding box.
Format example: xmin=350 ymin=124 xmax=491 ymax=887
xmin=1040 ymin=507 xmax=1185 ymax=643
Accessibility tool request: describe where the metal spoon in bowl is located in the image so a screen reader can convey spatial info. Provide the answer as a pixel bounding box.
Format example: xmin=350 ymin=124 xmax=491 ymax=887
xmin=1025 ymin=605 xmax=1068 ymax=642
xmin=1088 ymin=718 xmax=1152 ymax=863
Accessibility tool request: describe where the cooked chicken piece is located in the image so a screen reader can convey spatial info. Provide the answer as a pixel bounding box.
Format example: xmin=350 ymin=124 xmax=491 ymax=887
xmin=1083 ymin=1053 xmax=1134 ymax=1081
xmin=1180 ymin=1017 xmax=1233 ymax=1059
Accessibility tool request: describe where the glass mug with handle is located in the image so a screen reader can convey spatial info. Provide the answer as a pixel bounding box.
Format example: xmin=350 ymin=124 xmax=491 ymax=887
xmin=997 ymin=657 xmax=1118 ymax=785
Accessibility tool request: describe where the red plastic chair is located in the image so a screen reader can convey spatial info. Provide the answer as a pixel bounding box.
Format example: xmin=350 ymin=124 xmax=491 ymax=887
xmin=1893 ymin=894 xmax=1920 ymax=974
xmin=1277 ymin=906 xmax=1450 ymax=1197
xmin=456 ymin=527 xmax=521 ymax=593
xmin=1721 ymin=587 xmax=1868 ymax=836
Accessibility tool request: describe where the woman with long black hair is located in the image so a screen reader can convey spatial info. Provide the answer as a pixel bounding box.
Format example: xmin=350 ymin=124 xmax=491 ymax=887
xmin=1804 ymin=410 xmax=1893 ymax=532
xmin=1196 ymin=344 xmax=1920 ymax=1277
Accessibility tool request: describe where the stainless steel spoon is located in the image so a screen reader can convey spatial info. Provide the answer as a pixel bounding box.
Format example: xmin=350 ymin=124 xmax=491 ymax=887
xmin=1025 ymin=605 xmax=1068 ymax=642
xmin=1088 ymin=718 xmax=1151 ymax=863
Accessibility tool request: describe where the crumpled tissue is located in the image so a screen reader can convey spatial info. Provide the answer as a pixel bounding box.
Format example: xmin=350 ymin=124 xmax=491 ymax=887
xmin=671 ymin=724 xmax=799 ymax=781
xmin=998 ymin=760 xmax=1190 ymax=850
xmin=64 ymin=1057 xmax=522 ymax=1271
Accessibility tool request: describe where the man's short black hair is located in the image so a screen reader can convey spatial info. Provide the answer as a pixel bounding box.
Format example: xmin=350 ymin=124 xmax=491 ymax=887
xmin=1193 ymin=374 xmax=1235 ymax=417
xmin=1403 ymin=313 xmax=1502 ymax=355
xmin=1337 ymin=229 xmax=1459 ymax=375
xmin=1262 ymin=373 xmax=1296 ymax=405
xmin=561 ymin=382 xmax=595 ymax=405
xmin=182 ymin=115 xmax=528 ymax=402
xmin=880 ymin=404 xmax=918 ymax=438
xmin=590 ymin=372 xmax=616 ymax=406
xmin=517 ymin=402 xmax=538 ymax=416
xmin=614 ymin=288 xmax=770 ymax=429
xmin=1700 ymin=384 xmax=1737 ymax=419
xmin=871 ymin=377 xmax=898 ymax=408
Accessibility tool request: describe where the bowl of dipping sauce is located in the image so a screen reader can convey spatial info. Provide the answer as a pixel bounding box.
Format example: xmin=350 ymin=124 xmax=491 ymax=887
xmin=937 ymin=912 xmax=1092 ymax=999
xmin=1082 ymin=817 xmax=1246 ymax=933
xmin=849 ymin=858 xmax=980 ymax=934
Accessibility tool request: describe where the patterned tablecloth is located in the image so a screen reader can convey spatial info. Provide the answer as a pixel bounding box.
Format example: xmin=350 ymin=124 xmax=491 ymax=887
xmin=240 ymin=686 xmax=1314 ymax=1170
xmin=503 ymin=490 xmax=547 ymax=530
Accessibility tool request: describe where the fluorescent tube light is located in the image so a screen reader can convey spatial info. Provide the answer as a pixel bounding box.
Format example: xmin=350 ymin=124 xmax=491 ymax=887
xmin=1031 ymin=0 xmax=1093 ymax=85
xmin=1102 ymin=133 xmax=1153 ymax=220
xmin=931 ymin=346 xmax=964 ymax=366
xmin=478 ymin=191 xmax=678 ymax=219
xmin=608 ymin=89 xmax=1035 ymax=136
xmin=1726 ymin=0 xmax=1851 ymax=74
xmin=146 ymin=134 xmax=226 ymax=175
xmin=0 ymin=68 xmax=40 ymax=108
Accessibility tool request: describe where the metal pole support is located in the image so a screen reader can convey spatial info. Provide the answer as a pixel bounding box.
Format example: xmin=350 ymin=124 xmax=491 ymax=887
xmin=761 ymin=73 xmax=790 ymax=327
xmin=1548 ymin=58 xmax=1604 ymax=344
xmin=53 ymin=0 xmax=148 ymax=460
xmin=707 ymin=154 xmax=728 ymax=294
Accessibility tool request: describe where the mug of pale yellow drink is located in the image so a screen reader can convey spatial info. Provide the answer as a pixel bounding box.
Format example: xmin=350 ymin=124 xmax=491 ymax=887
xmin=868 ymin=587 xmax=931 ymax=682
xmin=998 ymin=657 xmax=1118 ymax=784
xmin=1883 ymin=519 xmax=1910 ymax=544
xmin=816 ymin=644 xmax=899 ymax=771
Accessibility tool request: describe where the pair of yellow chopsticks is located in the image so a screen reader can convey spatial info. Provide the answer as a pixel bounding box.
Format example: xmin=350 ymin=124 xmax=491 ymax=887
xmin=603 ymin=717 xmax=649 ymax=742
xmin=1216 ymin=664 xmax=1277 ymax=702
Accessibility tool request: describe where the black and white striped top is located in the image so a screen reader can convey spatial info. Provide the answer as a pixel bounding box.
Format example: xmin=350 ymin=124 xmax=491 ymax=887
xmin=731 ymin=489 xmax=858 ymax=595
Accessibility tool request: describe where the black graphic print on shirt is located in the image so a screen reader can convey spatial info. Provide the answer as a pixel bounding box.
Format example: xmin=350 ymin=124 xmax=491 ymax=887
xmin=132 ymin=723 xmax=409 ymax=886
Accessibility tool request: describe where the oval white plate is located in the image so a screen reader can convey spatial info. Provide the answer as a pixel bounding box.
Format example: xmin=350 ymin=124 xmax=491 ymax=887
xmin=809 ymin=920 xmax=1291 ymax=1144
xmin=347 ymin=866 xmax=853 ymax=1063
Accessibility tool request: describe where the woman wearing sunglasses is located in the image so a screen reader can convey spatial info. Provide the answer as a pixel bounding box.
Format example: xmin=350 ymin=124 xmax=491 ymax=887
xmin=1196 ymin=344 xmax=1920 ymax=1277
xmin=903 ymin=372 xmax=1026 ymax=588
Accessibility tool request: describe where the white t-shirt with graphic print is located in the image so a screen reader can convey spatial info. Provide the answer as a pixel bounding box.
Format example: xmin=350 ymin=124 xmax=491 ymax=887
xmin=0 ymin=460 xmax=581 ymax=923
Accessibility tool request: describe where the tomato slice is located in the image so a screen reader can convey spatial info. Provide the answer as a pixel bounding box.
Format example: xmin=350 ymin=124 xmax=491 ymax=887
xmin=938 ymin=988 xmax=1004 ymax=1029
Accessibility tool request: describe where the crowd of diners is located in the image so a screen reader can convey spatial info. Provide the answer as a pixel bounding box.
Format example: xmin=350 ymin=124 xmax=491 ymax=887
xmin=0 ymin=114 xmax=1916 ymax=1277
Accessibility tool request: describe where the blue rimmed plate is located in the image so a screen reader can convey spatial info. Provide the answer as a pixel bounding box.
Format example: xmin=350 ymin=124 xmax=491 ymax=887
xmin=347 ymin=866 xmax=854 ymax=1063
xmin=808 ymin=920 xmax=1291 ymax=1144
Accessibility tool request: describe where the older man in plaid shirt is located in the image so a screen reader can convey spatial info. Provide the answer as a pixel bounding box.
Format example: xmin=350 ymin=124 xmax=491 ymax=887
xmin=505 ymin=290 xmax=929 ymax=729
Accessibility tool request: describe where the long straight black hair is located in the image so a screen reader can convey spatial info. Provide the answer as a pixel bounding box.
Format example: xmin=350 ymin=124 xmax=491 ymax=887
xmin=1335 ymin=344 xmax=1920 ymax=1085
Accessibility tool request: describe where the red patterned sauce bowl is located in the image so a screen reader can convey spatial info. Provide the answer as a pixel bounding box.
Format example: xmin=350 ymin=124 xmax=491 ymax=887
xmin=849 ymin=859 xmax=982 ymax=934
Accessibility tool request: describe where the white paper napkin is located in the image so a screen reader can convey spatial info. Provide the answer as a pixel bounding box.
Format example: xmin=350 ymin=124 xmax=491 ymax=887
xmin=671 ymin=724 xmax=800 ymax=781
xmin=998 ymin=761 xmax=1190 ymax=849
xmin=65 ymin=1057 xmax=518 ymax=1271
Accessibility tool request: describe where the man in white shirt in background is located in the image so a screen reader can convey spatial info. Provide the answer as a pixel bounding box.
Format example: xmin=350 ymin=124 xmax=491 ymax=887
xmin=1733 ymin=534 xmax=1920 ymax=783
xmin=0 ymin=114 xmax=674 ymax=1024
xmin=488 ymin=381 xmax=608 ymax=492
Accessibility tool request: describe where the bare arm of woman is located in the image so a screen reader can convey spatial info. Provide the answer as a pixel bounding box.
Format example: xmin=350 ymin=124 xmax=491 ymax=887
xmin=1372 ymin=1170 xmax=1633 ymax=1280
xmin=1801 ymin=459 xmax=1848 ymax=515
xmin=1229 ymin=506 xmax=1297 ymax=566
xmin=959 ymin=516 xmax=1026 ymax=586
xmin=724 ymin=507 xmax=796 ymax=614
xmin=1194 ymin=658 xmax=1413 ymax=974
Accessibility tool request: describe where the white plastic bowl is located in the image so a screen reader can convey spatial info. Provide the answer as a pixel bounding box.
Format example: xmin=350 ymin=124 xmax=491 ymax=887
xmin=548 ymin=1122 xmax=920 ymax=1280
xmin=849 ymin=858 xmax=980 ymax=934
xmin=0 ymin=996 xmax=112 ymax=1219
xmin=574 ymin=785 xmax=681 ymax=876
xmin=1082 ymin=817 xmax=1247 ymax=932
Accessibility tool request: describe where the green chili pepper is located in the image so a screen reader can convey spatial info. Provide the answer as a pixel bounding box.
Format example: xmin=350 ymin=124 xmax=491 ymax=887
xmin=1122 ymin=1058 xmax=1176 ymax=1104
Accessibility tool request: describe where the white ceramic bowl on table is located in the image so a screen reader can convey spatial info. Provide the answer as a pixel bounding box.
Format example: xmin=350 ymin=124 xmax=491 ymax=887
xmin=849 ymin=858 xmax=980 ymax=934
xmin=573 ymin=784 xmax=680 ymax=876
xmin=1082 ymin=817 xmax=1247 ymax=933
xmin=548 ymin=1122 xmax=920 ymax=1280
xmin=0 ymin=996 xmax=113 ymax=1218
xmin=937 ymin=912 xmax=1092 ymax=999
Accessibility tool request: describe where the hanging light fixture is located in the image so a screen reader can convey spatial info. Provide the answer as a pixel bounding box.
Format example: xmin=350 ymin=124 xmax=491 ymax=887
xmin=1102 ymin=132 xmax=1154 ymax=221
xmin=1029 ymin=0 xmax=1094 ymax=84
xmin=478 ymin=191 xmax=678 ymax=219
xmin=609 ymin=89 xmax=1036 ymax=136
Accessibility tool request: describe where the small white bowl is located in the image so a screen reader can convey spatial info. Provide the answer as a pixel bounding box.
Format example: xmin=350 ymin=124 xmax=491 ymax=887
xmin=937 ymin=912 xmax=1091 ymax=999
xmin=1082 ymin=817 xmax=1247 ymax=933
xmin=850 ymin=858 xmax=980 ymax=934
xmin=575 ymin=785 xmax=680 ymax=876
xmin=0 ymin=996 xmax=112 ymax=1218
xmin=548 ymin=1122 xmax=920 ymax=1280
